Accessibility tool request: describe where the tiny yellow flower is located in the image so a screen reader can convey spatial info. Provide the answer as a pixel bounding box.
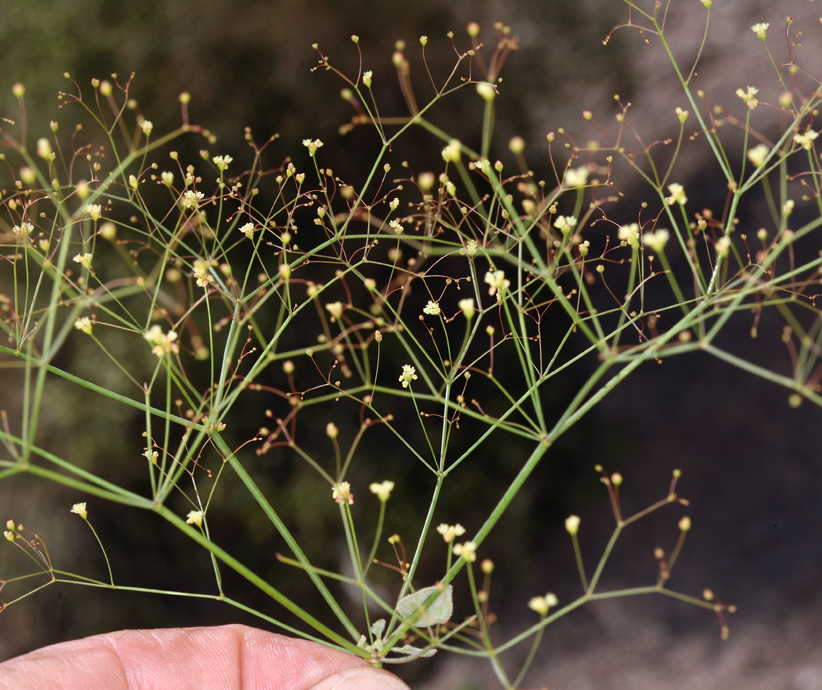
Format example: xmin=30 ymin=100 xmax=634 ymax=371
xmin=665 ymin=183 xmax=687 ymax=206
xmin=528 ymin=593 xmax=558 ymax=615
xmin=437 ymin=523 xmax=466 ymax=543
xmin=563 ymin=165 xmax=589 ymax=188
xmin=484 ymin=270 xmax=510 ymax=297
xmin=736 ymin=86 xmax=760 ymax=110
xmin=192 ymin=259 xmax=212 ymax=288
xmin=423 ymin=300 xmax=441 ymax=316
xmin=399 ymin=364 xmax=418 ymax=389
xmin=458 ymin=298 xmax=475 ymax=319
xmin=74 ymin=317 xmax=93 ymax=335
xmin=715 ymin=235 xmax=731 ymax=256
xmin=452 ymin=540 xmax=477 ymax=562
xmin=565 ymin=515 xmax=580 ymax=535
xmin=369 ymin=480 xmax=395 ymax=502
xmin=794 ymin=129 xmax=819 ymax=151
xmin=161 ymin=171 xmax=174 ymax=185
xmin=141 ymin=120 xmax=154 ymax=136
xmin=73 ymin=253 xmax=93 ymax=270
xmin=186 ymin=510 xmax=204 ymax=527
xmin=642 ymin=229 xmax=670 ymax=253
xmin=12 ymin=222 xmax=34 ymax=237
xmin=333 ymin=482 xmax=354 ymax=505
xmin=301 ymin=139 xmax=323 ymax=157
xmin=618 ymin=223 xmax=640 ymax=249
xmin=37 ymin=138 xmax=53 ymax=159
xmin=442 ymin=139 xmax=461 ymax=163
xmin=553 ymin=215 xmax=577 ymax=234
xmin=751 ymin=23 xmax=769 ymax=40
xmin=460 ymin=239 xmax=479 ymax=257
xmin=325 ymin=301 xmax=344 ymax=322
xmin=70 ymin=502 xmax=88 ymax=519
xmin=182 ymin=190 xmax=204 ymax=209
xmin=509 ymin=136 xmax=526 ymax=154
xmin=747 ymin=144 xmax=769 ymax=168
xmin=389 ymin=219 xmax=404 ymax=234
xmin=83 ymin=204 xmax=102 ymax=221
xmin=678 ymin=516 xmax=692 ymax=532
xmin=144 ymin=325 xmax=180 ymax=357
xmin=212 ymin=155 xmax=233 ymax=171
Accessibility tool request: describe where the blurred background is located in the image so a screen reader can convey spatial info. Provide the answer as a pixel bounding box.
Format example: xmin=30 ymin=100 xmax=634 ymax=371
xmin=2 ymin=0 xmax=822 ymax=687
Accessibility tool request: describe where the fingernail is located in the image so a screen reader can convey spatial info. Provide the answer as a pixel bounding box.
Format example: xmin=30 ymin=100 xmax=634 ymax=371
xmin=309 ymin=667 xmax=410 ymax=690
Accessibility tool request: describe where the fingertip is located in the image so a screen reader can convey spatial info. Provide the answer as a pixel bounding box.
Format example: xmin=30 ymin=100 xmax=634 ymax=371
xmin=307 ymin=667 xmax=411 ymax=690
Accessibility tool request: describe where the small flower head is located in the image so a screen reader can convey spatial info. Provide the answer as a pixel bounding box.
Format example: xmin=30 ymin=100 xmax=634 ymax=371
xmin=553 ymin=215 xmax=577 ymax=234
xmin=678 ymin=516 xmax=692 ymax=532
xmin=484 ymin=269 xmax=510 ymax=297
xmin=37 ymin=138 xmax=53 ymax=160
xmin=161 ymin=171 xmax=174 ymax=186
xmin=74 ymin=317 xmax=93 ymax=335
xmin=736 ymin=86 xmax=760 ymax=110
xmin=642 ymin=228 xmax=670 ymax=253
xmin=141 ymin=120 xmax=154 ymax=136
xmin=73 ymin=253 xmax=93 ymax=270
xmin=442 ymin=139 xmax=462 ymax=163
xmin=437 ymin=523 xmax=466 ymax=543
xmin=239 ymin=222 xmax=255 ymax=237
xmin=665 ymin=183 xmax=687 ymax=206
xmin=747 ymin=144 xmax=769 ymax=168
xmin=212 ymin=155 xmax=233 ymax=171
xmin=325 ymin=301 xmax=344 ymax=322
xmin=675 ymin=107 xmax=688 ymax=123
xmin=417 ymin=171 xmax=436 ymax=191
xmin=186 ymin=510 xmax=204 ymax=527
xmin=333 ymin=481 xmax=354 ymax=505
xmin=563 ymin=165 xmax=589 ymax=188
xmin=751 ymin=23 xmax=769 ymax=40
xmin=362 ymin=71 xmax=372 ymax=88
xmin=144 ymin=325 xmax=180 ymax=357
xmin=326 ymin=422 xmax=339 ymax=439
xmin=12 ymin=222 xmax=34 ymax=238
xmin=301 ymin=139 xmax=324 ymax=157
xmin=783 ymin=199 xmax=795 ymax=217
xmin=715 ymin=235 xmax=731 ymax=256
xmin=182 ymin=190 xmax=204 ymax=209
xmin=476 ymin=82 xmax=496 ymax=101
xmin=458 ymin=298 xmax=475 ymax=319
xmin=565 ymin=515 xmax=581 ymax=536
xmin=452 ymin=540 xmax=477 ymax=562
xmin=389 ymin=219 xmax=403 ymax=234
xmin=528 ymin=593 xmax=558 ymax=615
xmin=618 ymin=222 xmax=640 ymax=249
xmin=83 ymin=204 xmax=102 ymax=221
xmin=192 ymin=259 xmax=212 ymax=288
xmin=70 ymin=502 xmax=88 ymax=519
xmin=369 ymin=480 xmax=395 ymax=502
xmin=509 ymin=136 xmax=526 ymax=154
xmin=460 ymin=239 xmax=479 ymax=257
xmin=794 ymin=129 xmax=819 ymax=151
xmin=399 ymin=364 xmax=418 ymax=389
xmin=423 ymin=300 xmax=441 ymax=316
